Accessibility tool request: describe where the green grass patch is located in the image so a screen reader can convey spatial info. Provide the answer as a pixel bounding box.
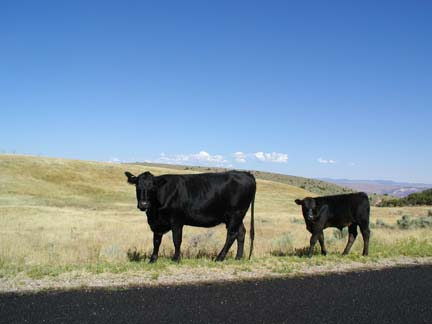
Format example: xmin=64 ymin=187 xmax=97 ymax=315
xmin=372 ymin=238 xmax=432 ymax=258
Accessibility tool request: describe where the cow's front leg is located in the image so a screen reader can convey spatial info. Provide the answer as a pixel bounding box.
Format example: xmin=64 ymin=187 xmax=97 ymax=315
xmin=150 ymin=233 xmax=163 ymax=263
xmin=318 ymin=232 xmax=327 ymax=256
xmin=171 ymin=224 xmax=183 ymax=262
xmin=308 ymin=232 xmax=320 ymax=258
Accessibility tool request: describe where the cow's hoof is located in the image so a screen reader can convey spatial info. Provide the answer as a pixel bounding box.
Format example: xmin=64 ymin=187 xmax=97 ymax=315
xmin=171 ymin=256 xmax=181 ymax=263
xmin=215 ymin=256 xmax=224 ymax=262
xmin=321 ymin=251 xmax=327 ymax=256
xmin=149 ymin=256 xmax=158 ymax=263
xmin=235 ymin=256 xmax=243 ymax=261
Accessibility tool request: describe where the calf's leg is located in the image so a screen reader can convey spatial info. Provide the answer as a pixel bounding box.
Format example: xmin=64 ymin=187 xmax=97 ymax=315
xmin=342 ymin=224 xmax=358 ymax=255
xmin=318 ymin=232 xmax=327 ymax=256
xmin=150 ymin=233 xmax=163 ymax=263
xmin=235 ymin=223 xmax=246 ymax=260
xmin=308 ymin=232 xmax=320 ymax=257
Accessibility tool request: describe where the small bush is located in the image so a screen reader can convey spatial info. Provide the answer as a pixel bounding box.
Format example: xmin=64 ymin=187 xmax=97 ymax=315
xmin=127 ymin=248 xmax=147 ymax=262
xmin=397 ymin=215 xmax=412 ymax=229
xmin=415 ymin=215 xmax=432 ymax=228
xmin=375 ymin=218 xmax=393 ymax=229
xmin=290 ymin=217 xmax=304 ymax=224
xmin=292 ymin=246 xmax=320 ymax=258
xmin=397 ymin=214 xmax=432 ymax=230
xmin=333 ymin=228 xmax=348 ymax=240
xmin=270 ymin=233 xmax=294 ymax=256
xmin=428 ymin=210 xmax=432 ymax=217
xmin=182 ymin=231 xmax=221 ymax=259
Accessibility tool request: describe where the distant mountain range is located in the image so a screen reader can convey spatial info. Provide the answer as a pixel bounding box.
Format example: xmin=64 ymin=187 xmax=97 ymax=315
xmin=320 ymin=178 xmax=432 ymax=198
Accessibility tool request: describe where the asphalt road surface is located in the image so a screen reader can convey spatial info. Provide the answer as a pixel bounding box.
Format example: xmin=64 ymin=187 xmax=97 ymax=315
xmin=1 ymin=265 xmax=431 ymax=324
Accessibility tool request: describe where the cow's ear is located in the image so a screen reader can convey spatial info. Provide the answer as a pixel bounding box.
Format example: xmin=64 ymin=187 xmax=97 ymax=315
xmin=125 ymin=171 xmax=137 ymax=185
xmin=295 ymin=199 xmax=303 ymax=205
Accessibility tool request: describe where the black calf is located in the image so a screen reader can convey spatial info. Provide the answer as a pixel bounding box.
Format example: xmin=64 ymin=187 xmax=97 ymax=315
xmin=295 ymin=192 xmax=370 ymax=257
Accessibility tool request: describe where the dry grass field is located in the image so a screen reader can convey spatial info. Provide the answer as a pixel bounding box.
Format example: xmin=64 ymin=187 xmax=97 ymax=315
xmin=1 ymin=154 xmax=431 ymax=291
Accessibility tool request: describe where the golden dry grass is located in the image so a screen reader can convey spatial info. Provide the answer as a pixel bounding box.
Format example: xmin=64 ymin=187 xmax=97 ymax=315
xmin=1 ymin=154 xmax=431 ymax=282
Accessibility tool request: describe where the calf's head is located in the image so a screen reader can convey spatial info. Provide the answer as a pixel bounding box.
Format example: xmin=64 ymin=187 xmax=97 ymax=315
xmin=295 ymin=197 xmax=316 ymax=221
xmin=295 ymin=197 xmax=331 ymax=222
xmin=125 ymin=171 xmax=158 ymax=211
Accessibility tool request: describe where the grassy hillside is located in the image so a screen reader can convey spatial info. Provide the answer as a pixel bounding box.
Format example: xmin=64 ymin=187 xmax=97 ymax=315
xmin=130 ymin=162 xmax=355 ymax=196
xmin=0 ymin=154 xmax=314 ymax=268
xmin=1 ymin=155 xmax=431 ymax=290
xmin=0 ymin=155 xmax=190 ymax=210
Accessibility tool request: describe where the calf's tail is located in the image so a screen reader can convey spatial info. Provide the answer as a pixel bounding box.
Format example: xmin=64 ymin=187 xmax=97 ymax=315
xmin=248 ymin=190 xmax=255 ymax=260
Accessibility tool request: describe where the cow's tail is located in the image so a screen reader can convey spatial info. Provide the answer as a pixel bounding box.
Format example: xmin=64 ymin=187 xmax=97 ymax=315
xmin=248 ymin=188 xmax=256 ymax=260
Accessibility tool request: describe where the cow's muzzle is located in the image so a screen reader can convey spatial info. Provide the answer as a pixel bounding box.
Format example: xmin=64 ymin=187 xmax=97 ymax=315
xmin=138 ymin=201 xmax=151 ymax=211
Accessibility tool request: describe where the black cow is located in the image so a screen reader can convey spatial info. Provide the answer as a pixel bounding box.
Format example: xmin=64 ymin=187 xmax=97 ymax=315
xmin=295 ymin=192 xmax=370 ymax=257
xmin=125 ymin=170 xmax=256 ymax=263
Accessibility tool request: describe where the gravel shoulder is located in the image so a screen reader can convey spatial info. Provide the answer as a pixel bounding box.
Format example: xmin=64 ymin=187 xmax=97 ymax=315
xmin=1 ymin=256 xmax=431 ymax=294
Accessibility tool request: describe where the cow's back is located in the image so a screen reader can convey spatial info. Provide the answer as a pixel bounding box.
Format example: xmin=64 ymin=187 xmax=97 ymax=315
xmin=157 ymin=171 xmax=256 ymax=217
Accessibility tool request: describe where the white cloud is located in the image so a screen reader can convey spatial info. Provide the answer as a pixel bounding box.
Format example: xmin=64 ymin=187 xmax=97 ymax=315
xmin=318 ymin=157 xmax=336 ymax=164
xmin=233 ymin=152 xmax=247 ymax=163
xmin=159 ymin=150 xmax=289 ymax=166
xmin=254 ymin=152 xmax=288 ymax=163
xmin=108 ymin=157 xmax=122 ymax=164
xmin=159 ymin=151 xmax=228 ymax=166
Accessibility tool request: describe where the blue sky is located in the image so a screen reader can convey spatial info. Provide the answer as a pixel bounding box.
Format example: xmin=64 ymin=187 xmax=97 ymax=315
xmin=1 ymin=1 xmax=431 ymax=183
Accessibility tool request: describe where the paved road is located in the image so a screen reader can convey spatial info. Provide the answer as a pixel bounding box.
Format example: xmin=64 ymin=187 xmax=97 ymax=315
xmin=1 ymin=265 xmax=431 ymax=324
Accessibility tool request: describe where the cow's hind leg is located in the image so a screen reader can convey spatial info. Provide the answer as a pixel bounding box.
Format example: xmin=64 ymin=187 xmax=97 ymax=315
xmin=216 ymin=216 xmax=241 ymax=262
xmin=342 ymin=224 xmax=358 ymax=255
xmin=171 ymin=224 xmax=183 ymax=262
xmin=359 ymin=224 xmax=370 ymax=256
xmin=235 ymin=223 xmax=246 ymax=260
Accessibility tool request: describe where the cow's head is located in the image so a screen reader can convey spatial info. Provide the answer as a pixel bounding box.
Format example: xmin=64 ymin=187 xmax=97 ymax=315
xmin=125 ymin=171 xmax=159 ymax=212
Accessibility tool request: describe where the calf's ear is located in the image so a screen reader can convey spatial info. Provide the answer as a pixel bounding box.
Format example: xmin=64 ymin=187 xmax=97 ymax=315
xmin=295 ymin=199 xmax=303 ymax=205
xmin=125 ymin=171 xmax=137 ymax=184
